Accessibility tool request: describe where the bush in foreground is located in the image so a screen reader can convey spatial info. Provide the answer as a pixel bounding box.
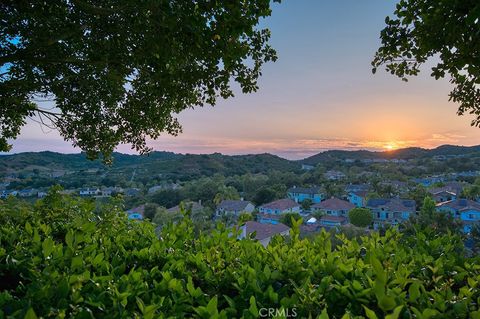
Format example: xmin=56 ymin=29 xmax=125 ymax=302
xmin=1 ymin=190 xmax=479 ymax=318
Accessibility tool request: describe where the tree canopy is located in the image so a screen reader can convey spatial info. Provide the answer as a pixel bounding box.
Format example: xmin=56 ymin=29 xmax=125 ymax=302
xmin=373 ymin=1 xmax=480 ymax=126
xmin=348 ymin=207 xmax=373 ymax=228
xmin=0 ymin=0 xmax=279 ymax=159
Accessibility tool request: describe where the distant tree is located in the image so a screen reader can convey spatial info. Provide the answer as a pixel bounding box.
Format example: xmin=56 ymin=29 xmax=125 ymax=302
xmin=143 ymin=203 xmax=159 ymax=220
xmin=348 ymin=208 xmax=373 ymax=228
xmin=462 ymin=184 xmax=480 ymax=200
xmin=407 ymin=185 xmax=428 ymax=208
xmin=253 ymin=187 xmax=277 ymax=206
xmin=1 ymin=1 xmax=279 ymax=159
xmin=418 ymin=197 xmax=436 ymax=222
xmin=213 ymin=186 xmax=240 ymax=205
xmin=280 ymin=212 xmax=302 ymax=228
xmin=373 ymin=1 xmax=480 ymax=127
xmin=312 ymin=210 xmax=325 ymax=221
xmin=301 ymin=198 xmax=313 ymax=211
xmin=238 ymin=212 xmax=253 ymax=224
xmin=147 ymin=189 xmax=185 ymax=209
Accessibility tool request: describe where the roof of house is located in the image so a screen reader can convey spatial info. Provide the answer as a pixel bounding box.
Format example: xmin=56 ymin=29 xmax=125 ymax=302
xmin=287 ymin=186 xmax=321 ymax=194
xmin=345 ymin=184 xmax=370 ymax=192
xmin=366 ymin=198 xmax=416 ymax=212
xmin=260 ymin=198 xmax=299 ymax=211
xmin=217 ymin=199 xmax=253 ymax=211
xmin=349 ymin=190 xmax=369 ymax=197
xmin=127 ymin=205 xmax=145 ymax=215
xmin=312 ymin=198 xmax=355 ymax=211
xmin=428 ymin=185 xmax=461 ymax=196
xmin=437 ymin=199 xmax=480 ymax=212
xmin=320 ymin=215 xmax=347 ymax=223
xmin=242 ymin=221 xmax=290 ymax=240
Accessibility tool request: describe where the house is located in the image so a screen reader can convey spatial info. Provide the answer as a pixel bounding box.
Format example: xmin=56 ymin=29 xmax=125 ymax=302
xmin=215 ymin=199 xmax=255 ymax=218
xmin=287 ymin=186 xmax=323 ymax=203
xmin=259 ymin=199 xmax=300 ymax=215
xmin=148 ymin=183 xmax=181 ymax=194
xmin=101 ymin=187 xmax=123 ymax=197
xmin=18 ymin=189 xmax=37 ymax=197
xmin=79 ymin=188 xmax=101 ymax=197
xmin=348 ymin=190 xmax=369 ymax=208
xmin=0 ymin=190 xmax=18 ymax=199
xmin=367 ymin=198 xmax=416 ymax=230
xmin=126 ymin=205 xmax=145 ymax=220
xmin=325 ymin=170 xmax=346 ymax=181
xmin=124 ymin=188 xmax=141 ymax=197
xmin=237 ymin=221 xmax=290 ymax=247
xmin=258 ymin=199 xmax=301 ymax=224
xmin=345 ymin=184 xmax=370 ymax=193
xmin=301 ymin=164 xmax=315 ymax=171
xmin=436 ymin=199 xmax=480 ymax=233
xmin=428 ymin=189 xmax=457 ymax=203
xmin=312 ymin=197 xmax=355 ymax=218
xmin=319 ymin=215 xmax=348 ymax=228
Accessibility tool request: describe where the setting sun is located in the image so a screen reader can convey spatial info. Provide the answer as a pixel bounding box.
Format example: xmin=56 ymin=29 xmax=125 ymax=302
xmin=384 ymin=143 xmax=396 ymax=151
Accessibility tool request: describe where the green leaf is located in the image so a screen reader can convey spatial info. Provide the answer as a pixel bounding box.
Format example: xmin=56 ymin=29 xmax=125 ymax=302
xmin=378 ymin=296 xmax=396 ymax=312
xmin=25 ymin=222 xmax=32 ymax=235
xmin=408 ymin=282 xmax=421 ymax=302
xmin=24 ymin=308 xmax=38 ymax=319
xmin=363 ymin=306 xmax=378 ymax=319
xmin=92 ymin=253 xmax=104 ymax=266
xmin=206 ymin=296 xmax=218 ymax=315
xmin=318 ymin=308 xmax=329 ymax=319
xmin=385 ymin=306 xmax=404 ymax=319
xmin=249 ymin=296 xmax=258 ymax=316
xmin=42 ymin=238 xmax=54 ymax=257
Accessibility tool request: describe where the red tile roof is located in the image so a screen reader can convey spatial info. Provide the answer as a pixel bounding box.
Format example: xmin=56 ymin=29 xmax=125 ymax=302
xmin=260 ymin=198 xmax=299 ymax=211
xmin=243 ymin=221 xmax=290 ymax=240
xmin=312 ymin=198 xmax=355 ymax=211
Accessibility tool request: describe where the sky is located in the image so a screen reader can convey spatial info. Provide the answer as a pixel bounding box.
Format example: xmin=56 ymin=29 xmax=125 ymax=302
xmin=7 ymin=0 xmax=480 ymax=160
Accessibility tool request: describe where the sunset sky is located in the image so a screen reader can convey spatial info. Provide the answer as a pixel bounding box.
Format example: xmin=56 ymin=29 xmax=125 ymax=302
xmin=7 ymin=0 xmax=480 ymax=160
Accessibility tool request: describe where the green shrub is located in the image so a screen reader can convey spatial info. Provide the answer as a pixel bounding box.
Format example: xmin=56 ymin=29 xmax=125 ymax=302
xmin=1 ymin=190 xmax=479 ymax=318
xmin=349 ymin=208 xmax=373 ymax=228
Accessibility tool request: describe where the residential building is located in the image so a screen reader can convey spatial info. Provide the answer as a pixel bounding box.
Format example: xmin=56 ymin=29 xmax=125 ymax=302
xmin=0 ymin=190 xmax=18 ymax=199
xmin=347 ymin=190 xmax=369 ymax=208
xmin=319 ymin=215 xmax=348 ymax=228
xmin=345 ymin=184 xmax=370 ymax=193
xmin=287 ymin=186 xmax=323 ymax=203
xmin=126 ymin=205 xmax=145 ymax=221
xmin=18 ymin=189 xmax=37 ymax=197
xmin=301 ymin=164 xmax=315 ymax=171
xmin=325 ymin=170 xmax=346 ymax=181
xmin=436 ymin=199 xmax=480 ymax=233
xmin=258 ymin=199 xmax=300 ymax=224
xmin=367 ymin=198 xmax=416 ymax=230
xmin=312 ymin=197 xmax=355 ymax=218
xmin=259 ymin=199 xmax=300 ymax=215
xmin=124 ymin=188 xmax=141 ymax=197
xmin=215 ymin=199 xmax=255 ymax=218
xmin=79 ymin=188 xmax=101 ymax=197
xmin=237 ymin=221 xmax=290 ymax=247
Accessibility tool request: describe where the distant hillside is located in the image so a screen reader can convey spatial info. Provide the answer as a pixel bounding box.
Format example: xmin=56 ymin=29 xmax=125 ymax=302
xmin=2 ymin=144 xmax=479 ymax=180
xmin=0 ymin=151 xmax=298 ymax=181
xmin=301 ymin=144 xmax=480 ymax=165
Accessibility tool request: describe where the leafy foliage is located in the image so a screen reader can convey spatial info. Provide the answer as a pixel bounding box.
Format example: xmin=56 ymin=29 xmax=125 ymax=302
xmin=373 ymin=1 xmax=480 ymax=126
xmin=349 ymin=208 xmax=373 ymax=228
xmin=1 ymin=190 xmax=480 ymax=318
xmin=1 ymin=0 xmax=279 ymax=159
